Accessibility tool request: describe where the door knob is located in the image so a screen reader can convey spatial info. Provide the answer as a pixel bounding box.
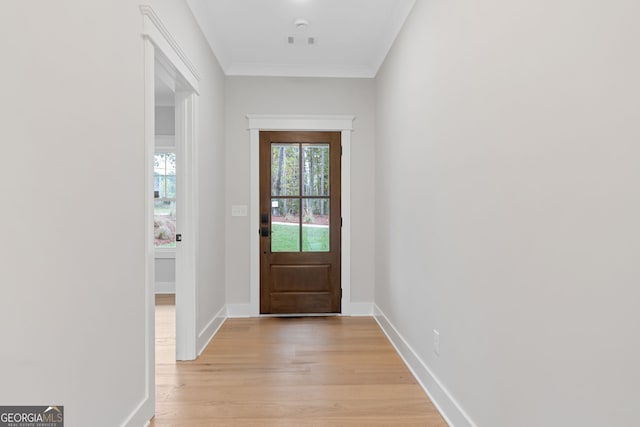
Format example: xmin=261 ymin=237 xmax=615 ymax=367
xmin=260 ymin=227 xmax=269 ymax=237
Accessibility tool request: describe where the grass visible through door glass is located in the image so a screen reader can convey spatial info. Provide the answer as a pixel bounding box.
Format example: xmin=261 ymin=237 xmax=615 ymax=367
xmin=271 ymin=223 xmax=329 ymax=252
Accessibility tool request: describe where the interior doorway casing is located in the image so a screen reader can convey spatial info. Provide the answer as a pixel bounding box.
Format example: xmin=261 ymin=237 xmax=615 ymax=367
xmin=247 ymin=115 xmax=357 ymax=316
xmin=134 ymin=6 xmax=200 ymax=426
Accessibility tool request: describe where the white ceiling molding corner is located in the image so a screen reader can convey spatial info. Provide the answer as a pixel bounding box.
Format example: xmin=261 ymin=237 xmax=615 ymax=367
xmin=368 ymin=0 xmax=417 ymax=74
xmin=186 ymin=0 xmax=415 ymax=79
xmin=186 ymin=0 xmax=232 ymax=72
xmin=226 ymin=62 xmax=376 ymax=79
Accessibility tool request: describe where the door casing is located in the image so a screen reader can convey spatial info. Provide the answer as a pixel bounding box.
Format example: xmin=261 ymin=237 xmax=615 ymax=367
xmin=246 ymin=115 xmax=361 ymax=317
xmin=137 ymin=6 xmax=201 ymax=427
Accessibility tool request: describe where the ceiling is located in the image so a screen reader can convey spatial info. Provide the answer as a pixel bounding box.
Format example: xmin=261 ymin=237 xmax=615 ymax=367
xmin=155 ymin=74 xmax=175 ymax=106
xmin=186 ymin=0 xmax=416 ymax=78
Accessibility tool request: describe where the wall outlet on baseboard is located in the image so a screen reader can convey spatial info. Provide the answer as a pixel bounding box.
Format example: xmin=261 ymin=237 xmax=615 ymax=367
xmin=433 ymin=329 xmax=440 ymax=357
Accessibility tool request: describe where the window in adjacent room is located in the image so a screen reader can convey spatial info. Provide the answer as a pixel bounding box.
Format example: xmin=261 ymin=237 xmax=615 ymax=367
xmin=154 ymin=151 xmax=176 ymax=248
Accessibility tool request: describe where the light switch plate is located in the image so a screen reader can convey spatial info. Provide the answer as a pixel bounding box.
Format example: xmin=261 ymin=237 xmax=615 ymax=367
xmin=231 ymin=205 xmax=248 ymax=217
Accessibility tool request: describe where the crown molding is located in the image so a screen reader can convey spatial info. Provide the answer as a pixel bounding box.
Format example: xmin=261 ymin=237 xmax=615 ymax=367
xmin=226 ymin=62 xmax=376 ymax=79
xmin=185 ymin=0 xmax=231 ymax=72
xmin=369 ymin=0 xmax=416 ymax=76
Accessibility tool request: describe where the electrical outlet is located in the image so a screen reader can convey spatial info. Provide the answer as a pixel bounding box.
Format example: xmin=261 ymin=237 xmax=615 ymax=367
xmin=433 ymin=329 xmax=440 ymax=357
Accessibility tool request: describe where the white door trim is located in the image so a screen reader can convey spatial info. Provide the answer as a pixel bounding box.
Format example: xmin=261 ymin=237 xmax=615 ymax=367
xmin=174 ymin=91 xmax=199 ymax=361
xmin=246 ymin=115 xmax=356 ymax=316
xmin=140 ymin=6 xmax=200 ymax=94
xmin=130 ymin=6 xmax=200 ymax=426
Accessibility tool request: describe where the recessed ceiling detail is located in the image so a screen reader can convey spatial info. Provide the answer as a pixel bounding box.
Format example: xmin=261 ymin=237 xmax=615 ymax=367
xmin=186 ymin=0 xmax=416 ymax=78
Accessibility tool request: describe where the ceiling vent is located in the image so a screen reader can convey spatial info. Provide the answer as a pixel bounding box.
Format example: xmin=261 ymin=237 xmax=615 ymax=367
xmin=286 ymin=36 xmax=318 ymax=46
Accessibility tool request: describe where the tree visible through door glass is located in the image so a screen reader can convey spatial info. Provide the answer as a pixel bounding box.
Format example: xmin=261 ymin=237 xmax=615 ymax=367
xmin=270 ymin=143 xmax=330 ymax=252
xmin=271 ymin=144 xmax=299 ymax=196
xmin=301 ymin=144 xmax=330 ymax=252
xmin=302 ymin=144 xmax=329 ymax=196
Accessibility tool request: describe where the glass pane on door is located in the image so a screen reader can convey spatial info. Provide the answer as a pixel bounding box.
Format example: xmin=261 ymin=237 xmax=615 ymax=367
xmin=302 ymin=144 xmax=329 ymax=196
xmin=271 ymin=144 xmax=299 ymax=197
xmin=302 ymin=199 xmax=329 ymax=252
xmin=271 ymin=198 xmax=300 ymax=252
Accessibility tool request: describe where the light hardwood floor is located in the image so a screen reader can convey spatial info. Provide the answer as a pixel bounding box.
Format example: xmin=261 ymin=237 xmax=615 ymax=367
xmin=152 ymin=295 xmax=447 ymax=426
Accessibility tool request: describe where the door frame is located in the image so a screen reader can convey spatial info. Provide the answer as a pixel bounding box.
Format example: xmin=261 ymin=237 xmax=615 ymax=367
xmin=142 ymin=6 xmax=200 ymax=360
xmin=247 ymin=115 xmax=364 ymax=316
xmin=259 ymin=131 xmax=342 ymax=314
xmin=132 ymin=6 xmax=200 ymax=427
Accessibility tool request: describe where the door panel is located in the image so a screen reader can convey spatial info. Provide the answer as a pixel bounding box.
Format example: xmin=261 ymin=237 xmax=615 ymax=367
xmin=270 ymin=265 xmax=331 ymax=292
xmin=260 ymin=131 xmax=341 ymax=314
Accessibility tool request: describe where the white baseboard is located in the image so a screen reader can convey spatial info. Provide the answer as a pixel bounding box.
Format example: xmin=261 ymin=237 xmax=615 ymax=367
xmin=120 ymin=394 xmax=152 ymax=427
xmin=197 ymin=304 xmax=227 ymax=356
xmin=226 ymin=303 xmax=253 ymax=317
xmin=155 ymin=281 xmax=175 ymax=294
xmin=373 ymin=305 xmax=476 ymax=427
xmin=344 ymin=302 xmax=374 ymax=316
xmin=227 ymin=303 xmax=373 ymax=317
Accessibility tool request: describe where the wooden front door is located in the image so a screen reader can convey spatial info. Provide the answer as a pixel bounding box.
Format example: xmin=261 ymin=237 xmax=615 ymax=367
xmin=259 ymin=131 xmax=341 ymax=314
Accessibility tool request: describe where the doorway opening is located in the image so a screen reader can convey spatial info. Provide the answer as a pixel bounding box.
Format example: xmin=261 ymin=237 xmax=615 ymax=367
xmin=259 ymin=131 xmax=342 ymax=314
xmin=149 ymin=48 xmax=199 ymax=361
xmin=140 ymin=6 xmax=201 ymax=423
xmin=246 ymin=115 xmax=357 ymax=317
xmin=153 ymin=58 xmax=178 ymax=368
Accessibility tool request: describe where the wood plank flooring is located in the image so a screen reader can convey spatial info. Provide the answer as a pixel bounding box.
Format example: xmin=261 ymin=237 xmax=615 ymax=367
xmin=152 ymin=295 xmax=447 ymax=426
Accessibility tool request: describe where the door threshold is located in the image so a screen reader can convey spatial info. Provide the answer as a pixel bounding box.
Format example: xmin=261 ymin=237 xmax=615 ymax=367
xmin=259 ymin=313 xmax=342 ymax=318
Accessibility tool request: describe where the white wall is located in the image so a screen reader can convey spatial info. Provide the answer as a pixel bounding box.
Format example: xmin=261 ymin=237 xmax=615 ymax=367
xmin=0 ymin=1 xmax=226 ymax=425
xmin=375 ymin=1 xmax=640 ymax=426
xmin=154 ymin=257 xmax=175 ymax=291
xmin=0 ymin=1 xmax=146 ymax=426
xmin=155 ymin=106 xmax=175 ymax=135
xmin=225 ymin=77 xmax=375 ymax=307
